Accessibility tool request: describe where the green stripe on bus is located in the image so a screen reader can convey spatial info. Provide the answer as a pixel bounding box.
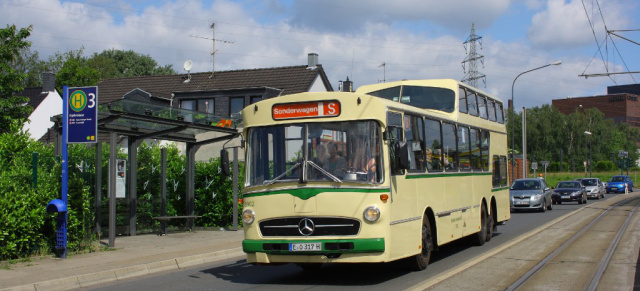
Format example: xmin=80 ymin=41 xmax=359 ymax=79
xmin=405 ymin=172 xmax=493 ymax=179
xmin=492 ymin=186 xmax=509 ymax=192
xmin=243 ymin=187 xmax=390 ymax=200
xmin=242 ymin=238 xmax=385 ymax=254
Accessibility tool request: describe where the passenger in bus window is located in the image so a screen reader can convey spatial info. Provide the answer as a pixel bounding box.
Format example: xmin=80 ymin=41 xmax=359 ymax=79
xmin=313 ymin=143 xmax=328 ymax=167
xmin=326 ymin=142 xmax=346 ymax=177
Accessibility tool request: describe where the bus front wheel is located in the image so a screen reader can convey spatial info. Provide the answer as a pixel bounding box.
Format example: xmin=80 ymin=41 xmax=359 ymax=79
xmin=411 ymin=217 xmax=433 ymax=271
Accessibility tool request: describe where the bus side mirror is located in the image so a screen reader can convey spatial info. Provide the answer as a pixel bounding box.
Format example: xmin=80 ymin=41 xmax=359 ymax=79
xmin=398 ymin=141 xmax=410 ymax=170
xmin=221 ymin=149 xmax=230 ymax=176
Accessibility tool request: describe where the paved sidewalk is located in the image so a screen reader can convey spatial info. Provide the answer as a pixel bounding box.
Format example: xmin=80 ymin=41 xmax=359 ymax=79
xmin=0 ymin=229 xmax=245 ymax=291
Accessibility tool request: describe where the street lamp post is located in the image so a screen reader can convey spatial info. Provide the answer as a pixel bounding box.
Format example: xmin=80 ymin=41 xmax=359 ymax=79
xmin=585 ymin=131 xmax=592 ymax=177
xmin=510 ymin=60 xmax=562 ymax=180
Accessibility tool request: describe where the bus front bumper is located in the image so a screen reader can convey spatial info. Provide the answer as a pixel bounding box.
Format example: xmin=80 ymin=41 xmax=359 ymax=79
xmin=243 ymin=238 xmax=385 ymax=263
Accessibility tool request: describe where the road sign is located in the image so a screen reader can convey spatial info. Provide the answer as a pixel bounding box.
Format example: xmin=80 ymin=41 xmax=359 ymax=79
xmin=531 ymin=162 xmax=538 ymax=170
xmin=67 ymin=86 xmax=98 ymax=143
xmin=540 ymin=161 xmax=550 ymax=168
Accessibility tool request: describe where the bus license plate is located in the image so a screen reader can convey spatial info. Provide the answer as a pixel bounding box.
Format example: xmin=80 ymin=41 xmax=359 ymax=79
xmin=290 ymin=242 xmax=321 ymax=252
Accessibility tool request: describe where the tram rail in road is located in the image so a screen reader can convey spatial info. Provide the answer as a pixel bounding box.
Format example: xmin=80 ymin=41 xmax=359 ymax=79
xmin=409 ymin=192 xmax=640 ymax=291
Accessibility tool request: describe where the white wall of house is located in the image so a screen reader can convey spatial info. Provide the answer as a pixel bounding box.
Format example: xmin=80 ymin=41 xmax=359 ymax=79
xmin=23 ymin=91 xmax=62 ymax=140
xmin=307 ymin=75 xmax=328 ymax=92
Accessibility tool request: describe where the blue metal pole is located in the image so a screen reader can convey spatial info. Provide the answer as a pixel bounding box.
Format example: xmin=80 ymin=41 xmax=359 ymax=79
xmin=60 ymin=86 xmax=69 ymax=258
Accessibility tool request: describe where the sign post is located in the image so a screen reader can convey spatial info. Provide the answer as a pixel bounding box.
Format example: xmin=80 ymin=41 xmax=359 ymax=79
xmin=53 ymin=86 xmax=98 ymax=258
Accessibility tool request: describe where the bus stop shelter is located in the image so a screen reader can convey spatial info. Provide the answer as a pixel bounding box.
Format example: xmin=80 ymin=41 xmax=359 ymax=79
xmin=52 ymin=99 xmax=241 ymax=246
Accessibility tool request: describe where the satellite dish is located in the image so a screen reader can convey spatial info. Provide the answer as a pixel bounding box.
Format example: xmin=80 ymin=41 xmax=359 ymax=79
xmin=183 ymin=60 xmax=193 ymax=72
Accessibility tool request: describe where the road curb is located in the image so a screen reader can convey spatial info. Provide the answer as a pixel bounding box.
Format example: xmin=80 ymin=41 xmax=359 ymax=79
xmin=1 ymin=247 xmax=244 ymax=291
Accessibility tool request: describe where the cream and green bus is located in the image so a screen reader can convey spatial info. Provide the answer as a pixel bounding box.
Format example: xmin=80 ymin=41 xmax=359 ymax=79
xmin=240 ymin=79 xmax=510 ymax=271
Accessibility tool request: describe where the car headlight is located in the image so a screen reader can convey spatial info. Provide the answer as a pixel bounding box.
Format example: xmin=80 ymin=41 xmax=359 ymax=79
xmin=363 ymin=206 xmax=381 ymax=222
xmin=572 ymin=191 xmax=581 ymax=195
xmin=533 ymin=194 xmax=542 ymax=200
xmin=242 ymin=209 xmax=255 ymax=224
xmin=590 ymin=188 xmax=597 ymax=193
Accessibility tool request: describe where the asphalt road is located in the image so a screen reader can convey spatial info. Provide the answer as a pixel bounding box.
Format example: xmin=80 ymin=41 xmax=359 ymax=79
xmin=84 ymin=195 xmax=616 ymax=291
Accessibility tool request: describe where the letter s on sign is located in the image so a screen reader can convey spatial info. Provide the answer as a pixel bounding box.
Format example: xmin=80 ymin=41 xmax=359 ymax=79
xmin=327 ymin=102 xmax=336 ymax=115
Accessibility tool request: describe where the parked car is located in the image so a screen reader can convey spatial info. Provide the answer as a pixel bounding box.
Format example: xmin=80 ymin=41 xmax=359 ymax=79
xmin=552 ymin=181 xmax=587 ymax=204
xmin=510 ymin=178 xmax=553 ymax=212
xmin=606 ymin=175 xmax=634 ymax=193
xmin=581 ymin=178 xmax=605 ymax=199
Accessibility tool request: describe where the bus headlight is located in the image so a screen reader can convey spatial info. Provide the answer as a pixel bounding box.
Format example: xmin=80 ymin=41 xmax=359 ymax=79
xmin=242 ymin=209 xmax=255 ymax=224
xmin=363 ymin=206 xmax=381 ymax=222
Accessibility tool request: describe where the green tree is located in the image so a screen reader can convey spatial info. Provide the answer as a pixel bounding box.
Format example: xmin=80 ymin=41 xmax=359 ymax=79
xmin=88 ymin=49 xmax=176 ymax=78
xmin=55 ymin=48 xmax=101 ymax=91
xmin=0 ymin=25 xmax=33 ymax=132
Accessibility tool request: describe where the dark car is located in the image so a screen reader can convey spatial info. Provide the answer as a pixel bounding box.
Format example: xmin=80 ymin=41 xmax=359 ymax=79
xmin=510 ymin=179 xmax=553 ymax=212
xmin=606 ymin=175 xmax=634 ymax=193
xmin=552 ymin=181 xmax=587 ymax=204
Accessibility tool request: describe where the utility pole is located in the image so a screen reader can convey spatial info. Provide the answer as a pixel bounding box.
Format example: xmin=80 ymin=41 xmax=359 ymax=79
xmin=462 ymin=23 xmax=486 ymax=88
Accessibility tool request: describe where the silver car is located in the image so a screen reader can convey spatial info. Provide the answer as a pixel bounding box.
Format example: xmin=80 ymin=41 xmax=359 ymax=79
xmin=510 ymin=178 xmax=553 ymax=212
xmin=581 ymin=178 xmax=605 ymax=199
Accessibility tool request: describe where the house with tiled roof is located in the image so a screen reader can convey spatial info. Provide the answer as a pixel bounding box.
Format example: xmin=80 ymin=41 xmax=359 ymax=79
xmin=20 ymin=73 xmax=62 ymax=141
xmin=95 ymin=53 xmax=334 ymax=160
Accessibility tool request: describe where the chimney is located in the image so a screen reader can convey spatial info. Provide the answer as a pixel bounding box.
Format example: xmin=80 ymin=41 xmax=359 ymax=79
xmin=307 ymin=53 xmax=318 ymax=69
xmin=339 ymin=77 xmax=353 ymax=92
xmin=42 ymin=72 xmax=55 ymax=92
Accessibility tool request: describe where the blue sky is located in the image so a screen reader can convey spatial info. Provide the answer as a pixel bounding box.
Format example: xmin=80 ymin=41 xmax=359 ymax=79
xmin=3 ymin=0 xmax=639 ymax=109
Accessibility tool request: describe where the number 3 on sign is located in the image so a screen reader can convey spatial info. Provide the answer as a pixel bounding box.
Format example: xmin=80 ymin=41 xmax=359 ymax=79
xmin=87 ymin=93 xmax=96 ymax=108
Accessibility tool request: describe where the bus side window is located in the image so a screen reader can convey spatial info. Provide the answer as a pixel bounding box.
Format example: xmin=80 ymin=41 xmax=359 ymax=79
xmin=481 ymin=131 xmax=490 ymax=171
xmin=496 ymin=102 xmax=505 ymax=124
xmin=478 ymin=95 xmax=488 ymax=119
xmin=500 ymin=156 xmax=508 ymax=186
xmin=488 ymin=100 xmax=497 ymax=122
xmin=442 ymin=122 xmax=458 ymax=171
xmin=458 ymin=87 xmax=468 ymax=114
xmin=458 ymin=126 xmax=471 ymax=171
xmin=405 ymin=115 xmax=426 ymax=172
xmin=425 ymin=118 xmax=443 ymax=171
xmin=470 ymin=128 xmax=481 ymax=170
xmin=492 ymin=155 xmax=500 ymax=187
xmin=387 ymin=112 xmax=404 ymax=175
xmin=467 ymin=91 xmax=478 ymax=116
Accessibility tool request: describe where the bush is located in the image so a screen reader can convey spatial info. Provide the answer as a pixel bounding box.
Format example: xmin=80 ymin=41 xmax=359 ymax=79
xmin=596 ymin=160 xmax=615 ymax=172
xmin=0 ymin=132 xmax=242 ymax=259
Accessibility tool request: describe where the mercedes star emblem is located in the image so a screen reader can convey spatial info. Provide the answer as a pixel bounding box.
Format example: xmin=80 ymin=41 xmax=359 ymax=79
xmin=298 ymin=218 xmax=315 ymax=236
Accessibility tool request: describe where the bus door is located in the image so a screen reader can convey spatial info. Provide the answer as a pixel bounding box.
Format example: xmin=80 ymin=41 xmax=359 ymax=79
xmin=387 ymin=112 xmax=418 ymax=258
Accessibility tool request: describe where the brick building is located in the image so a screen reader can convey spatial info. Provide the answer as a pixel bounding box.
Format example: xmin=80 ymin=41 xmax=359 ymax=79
xmin=552 ymin=84 xmax=640 ymax=128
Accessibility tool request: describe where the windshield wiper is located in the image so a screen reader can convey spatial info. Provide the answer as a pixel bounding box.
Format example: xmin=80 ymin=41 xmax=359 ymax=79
xmin=307 ymin=161 xmax=342 ymax=183
xmin=266 ymin=162 xmax=301 ymax=185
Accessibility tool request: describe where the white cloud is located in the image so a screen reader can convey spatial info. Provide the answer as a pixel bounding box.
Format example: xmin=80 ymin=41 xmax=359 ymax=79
xmin=2 ymin=0 xmax=636 ymax=111
xmin=527 ymin=0 xmax=632 ymax=49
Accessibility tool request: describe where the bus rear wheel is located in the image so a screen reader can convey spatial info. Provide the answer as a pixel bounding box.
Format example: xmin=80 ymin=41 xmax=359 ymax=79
xmin=473 ymin=204 xmax=488 ymax=246
xmin=410 ymin=217 xmax=433 ymax=271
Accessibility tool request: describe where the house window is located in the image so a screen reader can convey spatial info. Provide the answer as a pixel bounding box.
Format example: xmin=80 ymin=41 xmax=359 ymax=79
xmin=181 ymin=100 xmax=195 ymax=111
xmin=250 ymin=96 xmax=262 ymax=104
xmin=197 ymin=99 xmax=214 ymax=114
xmin=230 ymin=97 xmax=245 ymax=116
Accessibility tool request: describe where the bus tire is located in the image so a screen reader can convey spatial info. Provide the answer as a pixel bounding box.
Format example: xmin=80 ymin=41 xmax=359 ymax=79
xmin=411 ymin=217 xmax=433 ymax=271
xmin=485 ymin=209 xmax=494 ymax=242
xmin=473 ymin=204 xmax=488 ymax=246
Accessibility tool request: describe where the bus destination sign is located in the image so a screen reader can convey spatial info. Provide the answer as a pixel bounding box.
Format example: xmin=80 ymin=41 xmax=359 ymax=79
xmin=272 ymin=100 xmax=341 ymax=120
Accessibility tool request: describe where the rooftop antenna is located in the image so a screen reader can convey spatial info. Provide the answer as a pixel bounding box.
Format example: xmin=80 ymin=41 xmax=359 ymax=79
xmin=189 ymin=22 xmax=234 ymax=79
xmin=378 ymin=62 xmax=386 ymax=83
xmin=183 ymin=60 xmax=193 ymax=83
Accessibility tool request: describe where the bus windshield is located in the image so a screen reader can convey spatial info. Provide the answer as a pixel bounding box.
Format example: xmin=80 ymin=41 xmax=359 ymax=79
xmin=247 ymin=120 xmax=382 ymax=186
